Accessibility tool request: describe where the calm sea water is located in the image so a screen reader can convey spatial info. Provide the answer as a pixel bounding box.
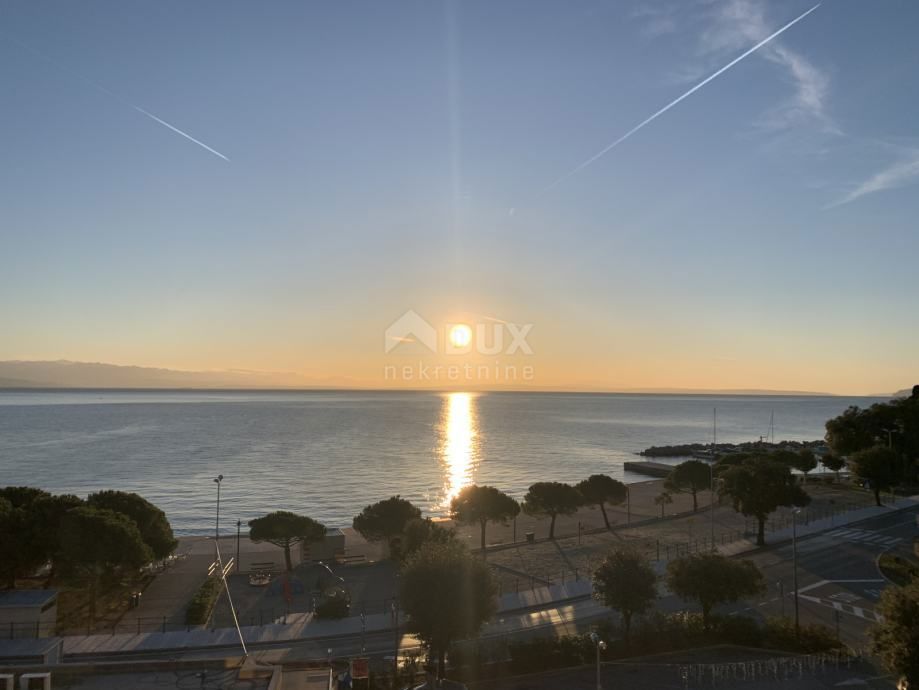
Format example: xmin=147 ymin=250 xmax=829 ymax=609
xmin=0 ymin=390 xmax=881 ymax=534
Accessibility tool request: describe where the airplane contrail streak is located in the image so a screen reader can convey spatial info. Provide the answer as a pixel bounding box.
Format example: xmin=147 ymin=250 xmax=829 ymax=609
xmin=131 ymin=105 xmax=230 ymax=161
xmin=2 ymin=32 xmax=230 ymax=162
xmin=542 ymin=3 xmax=820 ymax=193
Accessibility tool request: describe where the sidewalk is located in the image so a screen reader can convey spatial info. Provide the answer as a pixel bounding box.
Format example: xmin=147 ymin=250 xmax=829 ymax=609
xmin=29 ymin=496 xmax=919 ymax=660
xmin=115 ymin=537 xmax=214 ymax=632
xmin=716 ymin=496 xmax=919 ymax=557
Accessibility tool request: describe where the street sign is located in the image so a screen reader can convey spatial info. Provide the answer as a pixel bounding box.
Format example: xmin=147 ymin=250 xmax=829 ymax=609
xmin=351 ymin=658 xmax=370 ymax=679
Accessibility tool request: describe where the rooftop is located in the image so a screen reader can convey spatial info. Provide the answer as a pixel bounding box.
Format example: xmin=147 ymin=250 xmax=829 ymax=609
xmin=0 ymin=590 xmax=57 ymax=609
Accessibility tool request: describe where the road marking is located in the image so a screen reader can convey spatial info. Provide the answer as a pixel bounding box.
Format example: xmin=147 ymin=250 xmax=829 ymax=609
xmin=827 ymin=527 xmax=904 ymax=547
xmin=799 ymin=594 xmax=884 ymax=623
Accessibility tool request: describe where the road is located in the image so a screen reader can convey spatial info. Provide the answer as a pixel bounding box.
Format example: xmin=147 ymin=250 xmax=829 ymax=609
xmin=64 ymin=507 xmax=918 ymax=666
xmin=702 ymin=506 xmax=918 ymax=648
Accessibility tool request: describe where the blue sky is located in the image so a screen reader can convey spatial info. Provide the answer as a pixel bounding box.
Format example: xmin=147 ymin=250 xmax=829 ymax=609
xmin=1 ymin=0 xmax=917 ymax=394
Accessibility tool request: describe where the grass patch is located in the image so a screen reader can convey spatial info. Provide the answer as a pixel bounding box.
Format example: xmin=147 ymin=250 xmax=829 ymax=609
xmin=879 ymin=553 xmax=919 ymax=587
xmin=186 ymin=576 xmax=222 ymax=626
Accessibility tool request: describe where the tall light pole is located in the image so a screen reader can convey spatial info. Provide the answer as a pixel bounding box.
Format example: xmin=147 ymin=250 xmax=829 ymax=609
xmin=589 ymin=632 xmax=607 ymax=690
xmin=236 ymin=519 xmax=241 ymax=573
xmin=792 ymin=508 xmax=801 ymax=638
xmin=626 ymin=485 xmax=631 ymax=526
xmin=213 ymin=474 xmax=224 ymax=549
xmin=710 ymin=409 xmax=717 ymax=551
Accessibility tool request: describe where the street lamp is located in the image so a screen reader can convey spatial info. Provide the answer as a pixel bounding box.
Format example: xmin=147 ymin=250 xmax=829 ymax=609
xmin=710 ymin=408 xmax=717 ymax=551
xmin=792 ymin=508 xmax=801 ymax=638
xmin=709 ymin=462 xmax=716 ymax=551
xmin=236 ymin=519 xmax=241 ymax=573
xmin=589 ymin=632 xmax=607 ymax=690
xmin=213 ymin=475 xmax=224 ymax=548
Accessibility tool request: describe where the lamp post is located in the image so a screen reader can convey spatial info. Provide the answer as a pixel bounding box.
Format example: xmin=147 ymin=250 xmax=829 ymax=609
xmin=213 ymin=475 xmax=224 ymax=554
xmin=589 ymin=632 xmax=607 ymax=690
xmin=236 ymin=519 xmax=241 ymax=573
xmin=711 ymin=409 xmax=717 ymax=551
xmin=792 ymin=508 xmax=801 ymax=638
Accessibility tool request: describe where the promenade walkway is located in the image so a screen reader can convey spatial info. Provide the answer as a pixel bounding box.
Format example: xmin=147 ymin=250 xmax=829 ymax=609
xmin=49 ymin=496 xmax=918 ymax=659
xmin=115 ymin=538 xmax=215 ymax=633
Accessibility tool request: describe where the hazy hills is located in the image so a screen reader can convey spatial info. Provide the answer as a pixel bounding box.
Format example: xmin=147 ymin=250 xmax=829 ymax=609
xmin=0 ymin=359 xmax=868 ymax=395
xmin=0 ymin=360 xmax=333 ymax=389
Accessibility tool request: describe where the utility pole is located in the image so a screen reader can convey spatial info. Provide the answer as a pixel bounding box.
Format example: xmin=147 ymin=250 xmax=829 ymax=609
xmin=792 ymin=509 xmax=800 ymax=638
xmin=710 ymin=409 xmax=717 ymax=550
xmin=236 ymin=520 xmax=241 ymax=573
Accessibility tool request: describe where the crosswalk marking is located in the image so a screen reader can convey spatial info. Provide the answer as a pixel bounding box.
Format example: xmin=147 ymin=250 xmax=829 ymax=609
xmin=799 ymin=594 xmax=884 ymax=623
xmin=825 ymin=528 xmax=902 ymax=547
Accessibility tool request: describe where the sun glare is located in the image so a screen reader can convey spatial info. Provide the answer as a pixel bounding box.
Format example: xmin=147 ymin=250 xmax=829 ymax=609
xmin=439 ymin=392 xmax=479 ymax=509
xmin=449 ymin=323 xmax=473 ymax=348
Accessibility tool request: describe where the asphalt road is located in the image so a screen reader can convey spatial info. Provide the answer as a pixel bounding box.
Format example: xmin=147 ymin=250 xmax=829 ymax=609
xmin=65 ymin=506 xmax=918 ymax=666
xmin=700 ymin=506 xmax=919 ymax=648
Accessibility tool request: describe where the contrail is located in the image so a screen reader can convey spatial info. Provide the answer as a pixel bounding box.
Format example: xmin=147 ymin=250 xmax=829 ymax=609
xmin=130 ymin=105 xmax=229 ymax=161
xmin=2 ymin=32 xmax=229 ymax=162
xmin=542 ymin=3 xmax=820 ymax=192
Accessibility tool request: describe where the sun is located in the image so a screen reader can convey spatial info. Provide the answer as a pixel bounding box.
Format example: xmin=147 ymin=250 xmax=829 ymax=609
xmin=449 ymin=324 xmax=473 ymax=349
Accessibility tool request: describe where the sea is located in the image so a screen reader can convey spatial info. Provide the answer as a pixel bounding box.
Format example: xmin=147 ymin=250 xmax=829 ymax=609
xmin=0 ymin=390 xmax=883 ymax=534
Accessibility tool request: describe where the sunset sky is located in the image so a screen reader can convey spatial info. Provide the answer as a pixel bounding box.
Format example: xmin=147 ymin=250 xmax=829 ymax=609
xmin=2 ymin=0 xmax=917 ymax=395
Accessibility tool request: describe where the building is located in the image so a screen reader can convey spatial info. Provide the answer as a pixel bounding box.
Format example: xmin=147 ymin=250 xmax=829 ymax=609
xmin=0 ymin=590 xmax=57 ymax=639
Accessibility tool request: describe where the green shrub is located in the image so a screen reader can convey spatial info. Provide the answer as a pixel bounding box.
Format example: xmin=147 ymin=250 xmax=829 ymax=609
xmin=186 ymin=576 xmax=221 ymax=625
xmin=763 ymin=617 xmax=842 ymax=653
xmin=879 ymin=553 xmax=919 ymax=587
xmin=507 ymin=633 xmax=594 ymax=673
xmin=712 ymin=615 xmax=764 ymax=647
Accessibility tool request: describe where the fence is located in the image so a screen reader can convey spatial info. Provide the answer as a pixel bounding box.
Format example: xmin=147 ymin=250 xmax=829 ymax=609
xmin=487 ymin=494 xmax=882 ymax=596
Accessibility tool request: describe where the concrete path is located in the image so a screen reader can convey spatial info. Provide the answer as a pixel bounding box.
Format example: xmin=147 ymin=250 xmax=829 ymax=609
xmin=717 ymin=497 xmax=919 ymax=557
xmin=24 ymin=496 xmax=919 ymax=660
xmin=116 ymin=538 xmax=215 ymax=632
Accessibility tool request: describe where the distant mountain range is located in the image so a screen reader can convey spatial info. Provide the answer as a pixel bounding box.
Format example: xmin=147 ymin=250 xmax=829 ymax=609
xmin=0 ymin=360 xmax=897 ymax=395
xmin=0 ymin=360 xmax=343 ymax=389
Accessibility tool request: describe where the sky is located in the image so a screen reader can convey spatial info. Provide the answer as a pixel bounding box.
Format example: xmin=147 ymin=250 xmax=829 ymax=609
xmin=1 ymin=0 xmax=917 ymax=395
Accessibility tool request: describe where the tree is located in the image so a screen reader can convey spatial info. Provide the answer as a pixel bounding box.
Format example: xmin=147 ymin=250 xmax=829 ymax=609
xmin=248 ymin=511 xmax=326 ymax=572
xmin=58 ymin=507 xmax=152 ymax=627
xmin=451 ymin=485 xmax=519 ymax=555
xmin=399 ymin=541 xmax=497 ymax=679
xmin=593 ymin=549 xmax=657 ymax=650
xmin=33 ymin=493 xmax=84 ymax=585
xmin=792 ymin=449 xmax=818 ymax=484
xmin=821 ymin=453 xmax=846 ymax=482
xmin=353 ymin=496 xmax=421 ymax=560
xmin=401 ymin=517 xmax=456 ymax=561
xmin=825 ymin=404 xmax=893 ymax=456
xmin=718 ymin=456 xmax=810 ymax=546
xmin=87 ymin=490 xmax=177 ymax=560
xmin=665 ymin=461 xmax=711 ymax=512
xmin=575 ymin=475 xmax=627 ymax=529
xmin=850 ymin=446 xmax=900 ymax=507
xmin=654 ymin=491 xmax=673 ymax=518
xmin=666 ymin=553 xmax=764 ymax=630
xmin=522 ymin=482 xmax=582 ymax=539
xmin=0 ymin=487 xmax=80 ymax=589
xmin=871 ymin=578 xmax=919 ymax=686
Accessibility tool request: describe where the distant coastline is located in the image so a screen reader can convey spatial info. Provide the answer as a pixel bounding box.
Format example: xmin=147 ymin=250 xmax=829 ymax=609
xmin=0 ymin=360 xmax=850 ymax=396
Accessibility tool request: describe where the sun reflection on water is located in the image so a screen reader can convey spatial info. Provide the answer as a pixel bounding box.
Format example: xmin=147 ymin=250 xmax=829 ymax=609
xmin=439 ymin=392 xmax=479 ymax=509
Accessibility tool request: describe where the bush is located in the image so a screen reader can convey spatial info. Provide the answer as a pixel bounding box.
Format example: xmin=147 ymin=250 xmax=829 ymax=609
xmin=315 ymin=589 xmax=350 ymax=619
xmin=186 ymin=576 xmax=221 ymax=625
xmin=763 ymin=617 xmax=842 ymax=653
xmin=712 ymin=615 xmax=764 ymax=647
xmin=879 ymin=553 xmax=919 ymax=587
xmin=507 ymin=633 xmax=594 ymax=673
